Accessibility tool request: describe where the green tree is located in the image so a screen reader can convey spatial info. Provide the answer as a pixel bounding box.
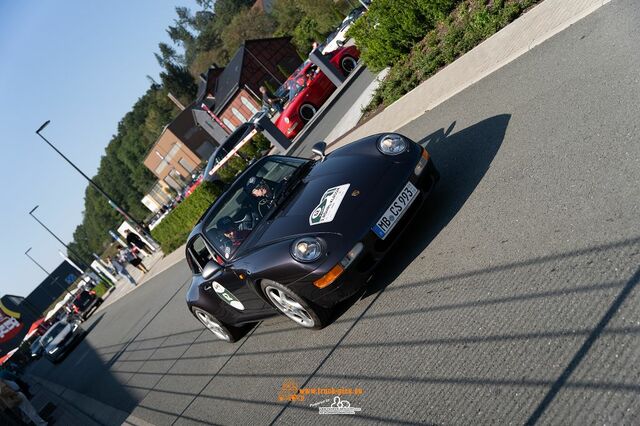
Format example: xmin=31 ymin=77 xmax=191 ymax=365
xmin=221 ymin=9 xmax=276 ymax=54
xmin=159 ymin=62 xmax=198 ymax=105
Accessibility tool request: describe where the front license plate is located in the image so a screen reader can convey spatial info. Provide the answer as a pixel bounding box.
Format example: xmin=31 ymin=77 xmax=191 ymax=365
xmin=372 ymin=181 xmax=419 ymax=239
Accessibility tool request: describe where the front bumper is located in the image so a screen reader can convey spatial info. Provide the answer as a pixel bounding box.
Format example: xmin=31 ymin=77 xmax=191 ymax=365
xmin=296 ymin=158 xmax=439 ymax=308
xmin=46 ymin=329 xmax=84 ymax=361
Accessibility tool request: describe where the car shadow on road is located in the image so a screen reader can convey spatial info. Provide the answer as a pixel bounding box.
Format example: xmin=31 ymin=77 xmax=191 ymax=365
xmin=333 ymin=114 xmax=510 ymax=310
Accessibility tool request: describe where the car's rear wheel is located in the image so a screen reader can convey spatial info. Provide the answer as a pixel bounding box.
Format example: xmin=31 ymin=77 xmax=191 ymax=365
xmin=192 ymin=307 xmax=238 ymax=342
xmin=340 ymin=55 xmax=358 ymax=74
xmin=261 ymin=280 xmax=331 ymax=329
xmin=299 ymin=103 xmax=317 ymax=123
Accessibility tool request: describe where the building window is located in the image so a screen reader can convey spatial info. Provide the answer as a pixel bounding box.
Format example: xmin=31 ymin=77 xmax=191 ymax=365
xmin=232 ymin=107 xmax=246 ymax=123
xmin=223 ymin=118 xmax=235 ymax=131
xmin=241 ymin=96 xmax=259 ymax=114
xmin=164 ymin=175 xmax=181 ymax=191
xmin=179 ymin=157 xmax=195 ymax=173
xmin=155 ymin=161 xmax=167 ymax=175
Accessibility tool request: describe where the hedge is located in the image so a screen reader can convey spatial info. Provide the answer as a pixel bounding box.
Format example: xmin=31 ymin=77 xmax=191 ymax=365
xmin=151 ymin=181 xmax=221 ymax=254
xmin=348 ymin=0 xmax=456 ymax=72
xmin=358 ymin=0 xmax=540 ymax=114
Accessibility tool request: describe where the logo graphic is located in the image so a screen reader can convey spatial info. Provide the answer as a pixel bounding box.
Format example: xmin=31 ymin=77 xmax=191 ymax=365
xmin=309 ymin=184 xmax=350 ymax=226
xmin=278 ymin=380 xmax=303 ymax=401
xmin=316 ymin=396 xmax=362 ymax=415
xmin=210 ymin=281 xmax=245 ymax=311
xmin=0 ymin=300 xmax=22 ymax=343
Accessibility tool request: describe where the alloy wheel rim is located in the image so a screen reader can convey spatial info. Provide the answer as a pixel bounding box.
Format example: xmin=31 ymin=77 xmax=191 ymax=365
xmin=195 ymin=309 xmax=230 ymax=341
xmin=265 ymin=286 xmax=315 ymax=328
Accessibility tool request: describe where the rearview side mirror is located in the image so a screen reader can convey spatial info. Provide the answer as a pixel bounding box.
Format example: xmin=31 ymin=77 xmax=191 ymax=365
xmin=312 ymin=141 xmax=327 ymax=162
xmin=202 ymin=260 xmax=222 ymax=280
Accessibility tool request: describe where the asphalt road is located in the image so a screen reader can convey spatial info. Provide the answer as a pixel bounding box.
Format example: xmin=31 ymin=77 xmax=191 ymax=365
xmin=28 ymin=1 xmax=640 ymax=424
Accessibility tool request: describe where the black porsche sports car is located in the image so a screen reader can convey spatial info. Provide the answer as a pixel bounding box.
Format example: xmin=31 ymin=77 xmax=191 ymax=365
xmin=185 ymin=133 xmax=439 ymax=341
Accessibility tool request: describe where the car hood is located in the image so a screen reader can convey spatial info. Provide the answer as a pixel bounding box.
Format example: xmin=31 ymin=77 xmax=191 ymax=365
xmin=45 ymin=323 xmax=73 ymax=351
xmin=244 ymin=137 xmax=419 ymax=251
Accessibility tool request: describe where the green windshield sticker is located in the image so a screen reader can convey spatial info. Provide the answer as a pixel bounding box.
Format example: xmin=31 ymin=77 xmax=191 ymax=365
xmin=309 ymin=184 xmax=350 ymax=226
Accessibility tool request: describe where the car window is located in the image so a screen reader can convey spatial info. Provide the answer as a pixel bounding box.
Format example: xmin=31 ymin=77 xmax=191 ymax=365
xmin=41 ymin=323 xmax=65 ymax=346
xmin=203 ymin=156 xmax=306 ymax=259
xmin=189 ymin=236 xmax=214 ymax=270
xmin=30 ymin=338 xmax=42 ymax=352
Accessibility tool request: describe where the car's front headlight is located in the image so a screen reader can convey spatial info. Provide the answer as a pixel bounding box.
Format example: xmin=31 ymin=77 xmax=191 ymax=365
xmin=284 ymin=116 xmax=290 ymax=124
xmin=290 ymin=237 xmax=323 ymax=263
xmin=48 ymin=347 xmax=59 ymax=354
xmin=377 ymin=134 xmax=407 ymax=155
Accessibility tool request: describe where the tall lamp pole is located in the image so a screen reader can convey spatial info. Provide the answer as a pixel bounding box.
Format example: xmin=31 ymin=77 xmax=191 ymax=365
xmin=24 ymin=247 xmax=49 ymax=275
xmin=29 ymin=205 xmax=89 ymax=269
xmin=24 ymin=247 xmax=74 ymax=297
xmin=35 ymin=120 xmax=155 ymax=243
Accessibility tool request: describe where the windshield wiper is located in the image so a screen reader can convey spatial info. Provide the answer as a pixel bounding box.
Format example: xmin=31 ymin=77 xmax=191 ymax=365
xmin=264 ymin=161 xmax=315 ymax=220
xmin=275 ymin=161 xmax=314 ymax=202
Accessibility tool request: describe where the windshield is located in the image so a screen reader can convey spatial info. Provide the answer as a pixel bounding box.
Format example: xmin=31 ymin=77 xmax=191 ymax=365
xmin=30 ymin=338 xmax=42 ymax=352
xmin=276 ymin=62 xmax=317 ymax=103
xmin=74 ymin=292 xmax=93 ymax=308
xmin=41 ymin=323 xmax=66 ymax=347
xmin=203 ymin=156 xmax=308 ymax=259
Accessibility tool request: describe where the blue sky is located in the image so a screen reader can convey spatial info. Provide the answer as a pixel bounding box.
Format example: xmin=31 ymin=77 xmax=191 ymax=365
xmin=0 ymin=0 xmax=194 ymax=297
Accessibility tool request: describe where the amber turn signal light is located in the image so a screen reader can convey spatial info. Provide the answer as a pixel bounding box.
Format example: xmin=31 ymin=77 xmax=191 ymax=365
xmin=313 ymin=264 xmax=345 ymax=288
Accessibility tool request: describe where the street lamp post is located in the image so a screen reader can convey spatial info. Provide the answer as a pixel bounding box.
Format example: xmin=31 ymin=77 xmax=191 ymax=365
xmin=29 ymin=205 xmax=89 ymax=269
xmin=24 ymin=247 xmax=49 ymax=275
xmin=35 ymin=120 xmax=156 ymax=244
xmin=24 ymin=247 xmax=74 ymax=297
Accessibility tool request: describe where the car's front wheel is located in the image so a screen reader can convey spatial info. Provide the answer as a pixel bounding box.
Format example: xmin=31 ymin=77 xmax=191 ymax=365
xmin=192 ymin=307 xmax=238 ymax=342
xmin=299 ymin=103 xmax=317 ymax=122
xmin=340 ymin=55 xmax=358 ymax=74
xmin=261 ymin=280 xmax=331 ymax=329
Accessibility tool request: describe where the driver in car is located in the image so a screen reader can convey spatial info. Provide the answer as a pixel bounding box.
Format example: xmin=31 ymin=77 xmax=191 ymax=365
xmin=216 ymin=216 xmax=251 ymax=252
xmin=244 ymin=176 xmax=282 ymax=217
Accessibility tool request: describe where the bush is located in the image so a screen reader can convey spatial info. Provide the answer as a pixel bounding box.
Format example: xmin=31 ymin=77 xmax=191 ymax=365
xmin=361 ymin=0 xmax=540 ymax=114
xmin=93 ymin=281 xmax=110 ymax=298
xmin=151 ymin=182 xmax=221 ymax=253
xmin=348 ymin=0 xmax=456 ymax=71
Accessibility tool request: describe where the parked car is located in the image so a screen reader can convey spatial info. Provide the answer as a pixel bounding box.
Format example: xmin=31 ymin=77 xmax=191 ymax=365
xmin=40 ymin=320 xmax=85 ymax=363
xmin=184 ymin=133 xmax=439 ymax=342
xmin=322 ymin=7 xmax=367 ymax=54
xmin=274 ymin=45 xmax=360 ymax=139
xmin=72 ymin=290 xmax=103 ymax=320
xmin=29 ymin=337 xmax=44 ymax=360
xmin=203 ymin=123 xmax=260 ymax=184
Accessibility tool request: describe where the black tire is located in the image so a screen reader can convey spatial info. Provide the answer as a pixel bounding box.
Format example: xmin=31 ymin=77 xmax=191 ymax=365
xmin=299 ymin=103 xmax=317 ymax=123
xmin=192 ymin=306 xmax=240 ymax=343
xmin=340 ymin=55 xmax=358 ymax=75
xmin=260 ymin=280 xmax=332 ymax=330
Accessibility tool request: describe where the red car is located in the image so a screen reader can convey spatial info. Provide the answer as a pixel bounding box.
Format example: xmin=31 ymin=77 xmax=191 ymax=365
xmin=274 ymin=45 xmax=360 ymax=139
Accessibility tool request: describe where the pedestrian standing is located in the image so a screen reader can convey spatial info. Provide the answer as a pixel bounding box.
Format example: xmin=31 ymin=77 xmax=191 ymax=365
xmin=107 ymin=256 xmax=136 ymax=286
xmin=120 ymin=246 xmax=149 ymax=274
xmin=124 ymin=230 xmax=152 ymax=255
xmin=0 ymin=378 xmax=47 ymax=425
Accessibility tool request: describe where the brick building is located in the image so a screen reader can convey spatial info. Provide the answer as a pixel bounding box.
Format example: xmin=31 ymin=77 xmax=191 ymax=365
xmin=199 ymin=37 xmax=303 ymax=131
xmin=143 ymin=104 xmax=218 ymax=191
